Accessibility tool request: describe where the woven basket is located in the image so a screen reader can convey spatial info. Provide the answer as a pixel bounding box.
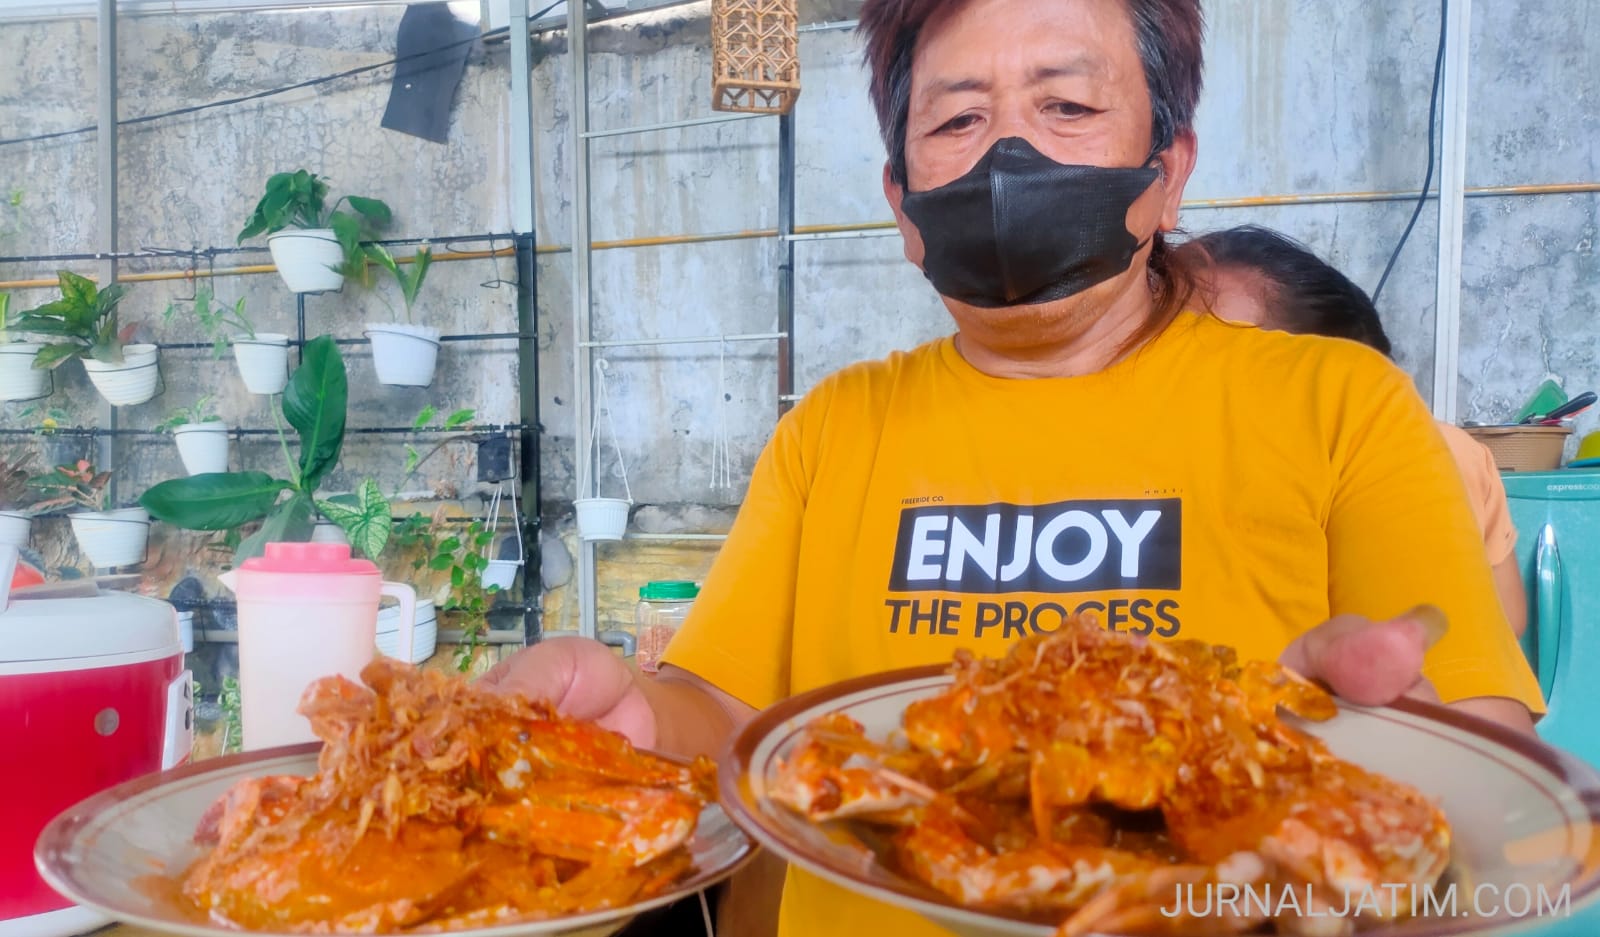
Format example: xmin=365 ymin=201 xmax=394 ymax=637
xmin=711 ymin=0 xmax=800 ymax=114
xmin=1463 ymin=424 xmax=1573 ymax=472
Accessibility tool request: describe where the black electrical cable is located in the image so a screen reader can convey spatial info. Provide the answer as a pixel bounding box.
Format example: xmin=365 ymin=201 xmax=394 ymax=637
xmin=0 ymin=12 xmax=572 ymax=151
xmin=1371 ymin=0 xmax=1449 ymax=305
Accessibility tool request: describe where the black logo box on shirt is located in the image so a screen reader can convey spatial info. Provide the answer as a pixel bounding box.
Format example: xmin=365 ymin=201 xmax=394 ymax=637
xmin=887 ymin=498 xmax=1182 ymax=594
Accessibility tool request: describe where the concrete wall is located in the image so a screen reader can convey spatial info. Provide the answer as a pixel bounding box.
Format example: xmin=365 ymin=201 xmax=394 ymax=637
xmin=1 ymin=0 xmax=1596 ymax=654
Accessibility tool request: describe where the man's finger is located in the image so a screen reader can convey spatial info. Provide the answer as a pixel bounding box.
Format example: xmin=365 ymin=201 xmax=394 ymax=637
xmin=1280 ymin=607 xmax=1447 ymax=707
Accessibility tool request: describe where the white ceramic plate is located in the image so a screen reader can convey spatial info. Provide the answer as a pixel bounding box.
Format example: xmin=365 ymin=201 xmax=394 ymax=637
xmin=722 ymin=665 xmax=1600 ymax=937
xmin=36 ymin=742 xmax=755 ymax=937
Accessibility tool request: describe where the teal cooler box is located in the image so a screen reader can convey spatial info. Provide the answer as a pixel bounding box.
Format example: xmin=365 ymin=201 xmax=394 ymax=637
xmin=1504 ymin=469 xmax=1600 ymax=936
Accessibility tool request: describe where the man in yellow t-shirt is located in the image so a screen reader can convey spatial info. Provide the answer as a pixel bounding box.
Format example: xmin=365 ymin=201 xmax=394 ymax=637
xmin=484 ymin=0 xmax=1544 ymax=933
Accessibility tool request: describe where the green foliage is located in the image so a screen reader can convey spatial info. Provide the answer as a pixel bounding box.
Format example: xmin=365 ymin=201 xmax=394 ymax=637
xmin=139 ymin=336 xmax=386 ymax=563
xmin=219 ymin=676 xmax=243 ymax=755
xmin=316 ymin=480 xmax=392 ymax=559
xmin=16 ymin=405 xmax=71 ymax=434
xmin=394 ymin=510 xmax=499 ymax=672
xmin=403 ymin=405 xmax=475 ymax=476
xmin=366 ymin=244 xmax=432 ymax=324
xmin=140 ymin=472 xmax=292 ymax=531
xmin=283 ymin=335 xmax=348 ymax=488
xmin=153 ymin=395 xmax=221 ymax=433
xmin=7 ymin=271 xmax=137 ymax=368
xmin=238 ymin=171 xmax=392 ymax=285
xmin=164 ymin=285 xmax=253 ymax=358
xmin=26 ymin=459 xmax=110 ymax=514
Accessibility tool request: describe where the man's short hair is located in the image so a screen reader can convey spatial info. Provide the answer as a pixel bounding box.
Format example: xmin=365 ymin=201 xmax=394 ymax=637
xmin=857 ymin=0 xmax=1206 ymax=187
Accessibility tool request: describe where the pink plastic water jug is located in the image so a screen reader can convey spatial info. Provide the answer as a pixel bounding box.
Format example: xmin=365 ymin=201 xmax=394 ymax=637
xmin=217 ymin=542 xmax=415 ymax=750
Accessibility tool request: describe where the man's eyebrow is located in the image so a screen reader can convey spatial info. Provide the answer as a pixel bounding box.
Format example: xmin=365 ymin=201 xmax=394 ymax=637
xmin=1030 ymin=55 xmax=1100 ymax=81
xmin=924 ymin=77 xmax=989 ymax=99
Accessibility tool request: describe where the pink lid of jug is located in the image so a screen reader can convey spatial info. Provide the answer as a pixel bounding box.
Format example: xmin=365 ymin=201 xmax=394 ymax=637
xmin=239 ymin=542 xmax=379 ymax=575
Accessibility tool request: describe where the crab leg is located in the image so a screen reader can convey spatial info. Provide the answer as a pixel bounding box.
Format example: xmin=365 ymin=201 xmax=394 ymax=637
xmin=1052 ymin=851 xmax=1272 ymax=937
xmin=893 ymin=811 xmax=1171 ymax=916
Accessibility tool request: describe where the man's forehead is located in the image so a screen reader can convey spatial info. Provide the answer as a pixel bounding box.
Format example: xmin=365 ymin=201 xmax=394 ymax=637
xmin=917 ymin=54 xmax=1107 ymax=90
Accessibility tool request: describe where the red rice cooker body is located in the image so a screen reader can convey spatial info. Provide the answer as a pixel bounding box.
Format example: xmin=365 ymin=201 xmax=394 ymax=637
xmin=0 ymin=588 xmax=192 ymax=930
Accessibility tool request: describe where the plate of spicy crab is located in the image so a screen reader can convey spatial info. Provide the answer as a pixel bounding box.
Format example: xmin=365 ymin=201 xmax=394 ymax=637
xmin=720 ymin=617 xmax=1600 ymax=937
xmin=35 ymin=657 xmax=755 ymax=937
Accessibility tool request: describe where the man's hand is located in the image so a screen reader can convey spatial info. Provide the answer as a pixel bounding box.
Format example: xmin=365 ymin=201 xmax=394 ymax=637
xmin=1278 ymin=605 xmax=1448 ymax=707
xmin=479 ymin=636 xmax=659 ymax=746
xmin=1279 ymin=605 xmax=1536 ymax=734
xmin=478 ymin=637 xmax=756 ymax=759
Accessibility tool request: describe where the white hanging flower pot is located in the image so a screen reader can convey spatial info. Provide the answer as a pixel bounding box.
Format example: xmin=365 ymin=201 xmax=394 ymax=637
xmin=0 ymin=342 xmax=50 ymax=401
xmin=365 ymin=323 xmax=441 ymax=387
xmin=376 ymin=599 xmax=437 ymax=663
xmin=82 ymin=344 xmax=159 ymax=407
xmin=481 ymin=558 xmax=520 ymax=590
xmin=0 ymin=510 xmax=31 ymax=549
xmin=267 ymin=229 xmax=345 ymax=293
xmin=479 ymin=484 xmax=525 ymax=588
xmin=176 ymin=610 xmax=195 ymax=654
xmin=172 ymin=421 xmax=230 ymax=475
xmin=574 ymin=359 xmax=633 ymax=543
xmin=232 ymin=333 xmax=290 ymax=395
xmin=310 ymin=519 xmax=348 ymax=545
xmin=69 ymin=506 xmax=150 ymax=568
xmin=574 ymin=498 xmax=630 ymax=541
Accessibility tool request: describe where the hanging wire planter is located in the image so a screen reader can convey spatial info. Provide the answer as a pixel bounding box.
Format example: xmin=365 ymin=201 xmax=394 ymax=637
xmin=574 ymin=358 xmax=633 ymax=542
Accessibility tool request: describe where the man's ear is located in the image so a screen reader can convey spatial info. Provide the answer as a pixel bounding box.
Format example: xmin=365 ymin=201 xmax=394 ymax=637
xmin=883 ymin=161 xmax=925 ymax=266
xmin=1154 ymin=129 xmax=1198 ymax=233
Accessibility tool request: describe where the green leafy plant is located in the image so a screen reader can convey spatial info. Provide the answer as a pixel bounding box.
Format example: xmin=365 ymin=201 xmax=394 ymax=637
xmin=8 ymin=271 xmax=135 ymax=369
xmin=164 ymin=285 xmax=253 ymax=359
xmin=139 ymin=335 xmax=392 ymax=562
xmin=394 ymin=507 xmax=500 ymax=672
xmin=367 ymin=244 xmax=433 ymax=325
xmin=403 ymin=404 xmax=475 ymax=477
xmin=26 ymin=459 xmax=111 ymax=514
xmin=219 ymin=675 xmax=243 ymax=755
xmin=153 ymin=395 xmax=221 ymax=433
xmin=16 ymin=405 xmax=71 ymax=434
xmin=237 ymin=170 xmax=392 ymax=284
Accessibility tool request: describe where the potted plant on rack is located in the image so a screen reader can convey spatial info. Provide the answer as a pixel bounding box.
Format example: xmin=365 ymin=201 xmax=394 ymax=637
xmin=140 ymin=335 xmax=394 ymax=564
xmin=9 ymin=271 xmax=158 ymax=407
xmin=155 ymin=396 xmax=230 ymax=476
xmin=166 ymin=286 xmax=288 ymax=395
xmin=0 ymin=293 xmax=53 ymax=402
xmin=364 ymin=243 xmax=439 ymax=387
xmin=237 ymin=170 xmax=391 ymax=295
xmin=26 ymin=458 xmax=150 ymax=569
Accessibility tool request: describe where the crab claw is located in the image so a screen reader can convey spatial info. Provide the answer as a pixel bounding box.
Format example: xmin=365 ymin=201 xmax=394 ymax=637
xmin=1053 ymin=851 xmax=1271 ymax=937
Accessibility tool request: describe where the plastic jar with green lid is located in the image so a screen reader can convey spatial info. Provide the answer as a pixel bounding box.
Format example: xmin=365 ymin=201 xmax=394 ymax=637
xmin=635 ymin=579 xmax=699 ymax=672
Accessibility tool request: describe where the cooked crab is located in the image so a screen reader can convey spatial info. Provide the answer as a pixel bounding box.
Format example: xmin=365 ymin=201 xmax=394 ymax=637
xmin=180 ymin=657 xmax=716 ymax=933
xmin=768 ymin=617 xmax=1451 ymax=936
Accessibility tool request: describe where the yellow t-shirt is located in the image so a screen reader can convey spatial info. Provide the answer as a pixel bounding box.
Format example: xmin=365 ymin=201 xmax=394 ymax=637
xmin=660 ymin=311 xmax=1543 ymax=937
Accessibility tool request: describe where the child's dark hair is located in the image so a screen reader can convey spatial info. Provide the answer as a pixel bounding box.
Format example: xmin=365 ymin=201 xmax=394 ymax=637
xmin=1186 ymin=225 xmax=1393 ymax=357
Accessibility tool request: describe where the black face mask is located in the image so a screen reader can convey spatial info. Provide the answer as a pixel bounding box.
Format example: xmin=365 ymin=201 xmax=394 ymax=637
xmin=898 ymin=137 xmax=1161 ymax=308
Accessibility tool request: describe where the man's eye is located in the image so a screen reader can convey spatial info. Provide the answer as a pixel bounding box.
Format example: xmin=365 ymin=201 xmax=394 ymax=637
xmin=1050 ymin=102 xmax=1094 ymax=118
xmin=935 ymin=113 xmax=981 ymax=134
